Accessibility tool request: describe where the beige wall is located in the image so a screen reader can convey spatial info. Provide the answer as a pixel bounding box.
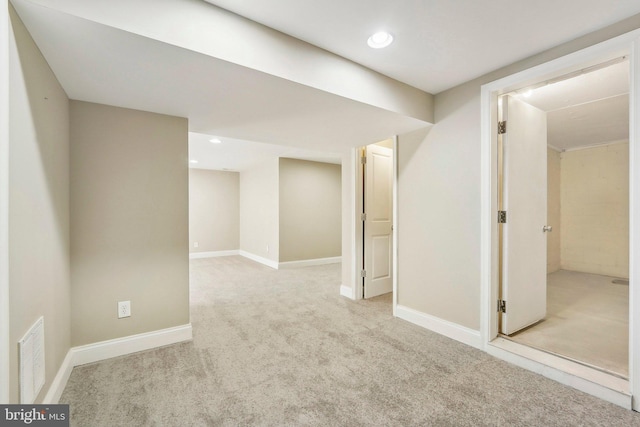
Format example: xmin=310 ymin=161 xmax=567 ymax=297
xmin=70 ymin=101 xmax=189 ymax=346
xmin=397 ymin=117 xmax=478 ymax=328
xmin=547 ymin=148 xmax=562 ymax=273
xmin=8 ymin=7 xmax=70 ymax=403
xmin=279 ymin=158 xmax=341 ymax=262
xmin=189 ymin=169 xmax=239 ymax=253
xmin=560 ymin=142 xmax=629 ymax=278
xmin=396 ymin=14 xmax=640 ymax=331
xmin=239 ymin=158 xmax=279 ymax=262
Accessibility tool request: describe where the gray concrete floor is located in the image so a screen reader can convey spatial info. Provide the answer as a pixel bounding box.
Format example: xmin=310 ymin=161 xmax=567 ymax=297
xmin=509 ymin=269 xmax=629 ymax=377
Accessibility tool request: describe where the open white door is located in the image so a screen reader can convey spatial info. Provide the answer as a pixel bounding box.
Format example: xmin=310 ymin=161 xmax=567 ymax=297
xmin=363 ymin=144 xmax=393 ymax=298
xmin=500 ymin=95 xmax=548 ymax=335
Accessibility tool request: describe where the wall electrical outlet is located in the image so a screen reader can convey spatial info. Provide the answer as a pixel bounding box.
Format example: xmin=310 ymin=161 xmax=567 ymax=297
xmin=193 ymin=241 xmax=199 ymax=248
xmin=118 ymin=300 xmax=131 ymax=318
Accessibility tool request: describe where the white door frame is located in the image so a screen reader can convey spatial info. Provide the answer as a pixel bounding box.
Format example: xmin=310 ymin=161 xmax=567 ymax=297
xmin=348 ymin=136 xmax=398 ymax=307
xmin=480 ymin=30 xmax=640 ymax=409
xmin=392 ymin=136 xmax=398 ymax=316
xmin=1 ymin=0 xmax=11 ymax=404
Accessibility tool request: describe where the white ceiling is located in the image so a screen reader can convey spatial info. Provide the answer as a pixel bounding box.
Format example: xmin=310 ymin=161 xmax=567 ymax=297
xmin=547 ymin=94 xmax=629 ymax=150
xmin=12 ymin=0 xmax=428 ymax=155
xmin=516 ymin=60 xmax=629 ymax=112
xmin=205 ymin=0 xmax=640 ymax=94
xmin=188 ymin=132 xmax=341 ymax=171
xmin=12 ymin=0 xmax=640 ymax=169
xmin=512 ymin=60 xmax=629 ymax=150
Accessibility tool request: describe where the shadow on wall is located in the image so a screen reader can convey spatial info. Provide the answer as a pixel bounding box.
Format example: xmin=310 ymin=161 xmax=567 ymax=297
xmin=9 ymin=6 xmax=71 ymax=404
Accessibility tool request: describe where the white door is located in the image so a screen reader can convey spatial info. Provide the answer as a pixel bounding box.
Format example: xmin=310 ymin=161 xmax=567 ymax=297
xmin=500 ymin=95 xmax=548 ymax=335
xmin=363 ymin=143 xmax=393 ymax=298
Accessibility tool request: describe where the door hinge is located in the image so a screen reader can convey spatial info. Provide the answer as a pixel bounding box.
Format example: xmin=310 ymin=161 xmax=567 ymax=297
xmin=498 ymin=121 xmax=507 ymax=134
xmin=361 ymin=212 xmax=367 ymax=221
xmin=361 ymin=155 xmax=367 ymax=164
xmin=498 ymin=299 xmax=506 ymax=313
xmin=498 ymin=210 xmax=507 ymax=224
xmin=361 ymin=269 xmax=367 ymax=278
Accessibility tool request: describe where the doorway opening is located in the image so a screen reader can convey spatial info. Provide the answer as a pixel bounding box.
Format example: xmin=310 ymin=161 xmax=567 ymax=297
xmin=359 ymin=139 xmax=395 ymax=300
xmin=497 ymin=58 xmax=630 ymax=378
xmin=481 ymin=31 xmax=640 ymax=409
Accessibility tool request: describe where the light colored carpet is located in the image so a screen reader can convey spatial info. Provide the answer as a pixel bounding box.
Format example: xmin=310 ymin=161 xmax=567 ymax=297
xmin=509 ymin=270 xmax=629 ymax=377
xmin=60 ymin=256 xmax=640 ymax=426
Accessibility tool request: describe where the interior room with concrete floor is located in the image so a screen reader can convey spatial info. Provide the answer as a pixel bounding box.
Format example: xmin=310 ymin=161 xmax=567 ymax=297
xmin=497 ymin=59 xmax=630 ymax=380
xmin=508 ymin=270 xmax=629 ymax=377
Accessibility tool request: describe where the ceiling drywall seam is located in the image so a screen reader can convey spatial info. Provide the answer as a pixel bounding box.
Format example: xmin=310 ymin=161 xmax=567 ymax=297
xmin=1 ymin=0 xmax=11 ymax=404
xmin=13 ymin=0 xmax=433 ymax=123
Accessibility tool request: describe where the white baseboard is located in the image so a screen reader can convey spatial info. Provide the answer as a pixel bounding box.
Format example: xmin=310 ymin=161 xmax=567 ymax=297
xmin=43 ymin=323 xmax=192 ymax=403
xmin=395 ymin=305 xmax=482 ymax=349
xmin=42 ymin=350 xmax=74 ymax=404
xmin=239 ymin=250 xmax=279 ymax=269
xmin=71 ymin=324 xmax=192 ymax=367
xmin=279 ymin=256 xmax=341 ymax=269
xmin=340 ymin=285 xmax=355 ymax=300
xmin=189 ymin=250 xmax=239 ymax=259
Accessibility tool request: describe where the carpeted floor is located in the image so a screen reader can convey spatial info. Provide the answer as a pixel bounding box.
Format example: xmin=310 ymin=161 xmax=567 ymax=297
xmin=60 ymin=256 xmax=640 ymax=426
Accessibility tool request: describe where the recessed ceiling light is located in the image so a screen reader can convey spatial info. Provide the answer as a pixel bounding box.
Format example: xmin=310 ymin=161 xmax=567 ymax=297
xmin=190 ymin=160 xmax=198 ymax=164
xmin=367 ymin=31 xmax=393 ymax=49
xmin=209 ymin=138 xmax=222 ymax=144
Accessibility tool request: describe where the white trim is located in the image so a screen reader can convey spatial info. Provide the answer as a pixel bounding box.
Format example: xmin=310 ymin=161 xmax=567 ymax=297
xmin=42 ymin=324 xmax=192 ymax=403
xmin=71 ymin=324 xmax=192 ymax=367
xmin=340 ymin=148 xmax=359 ymax=301
xmin=1 ymin=0 xmax=10 ymax=404
xmin=340 ymin=285 xmax=355 ymax=300
xmin=42 ymin=351 xmax=74 ymax=404
xmin=278 ymin=256 xmax=341 ymax=269
xmin=630 ymin=37 xmax=640 ymax=411
xmin=239 ymin=253 xmax=341 ymax=270
xmin=189 ymin=249 xmax=239 ymax=259
xmin=354 ymin=147 xmax=364 ymax=300
xmin=563 ymin=138 xmax=629 ymax=152
xmin=392 ymin=136 xmax=398 ymax=317
xmin=480 ymin=81 xmax=500 ymax=347
xmin=395 ymin=305 xmax=483 ymax=349
xmin=349 ymin=148 xmax=360 ymax=298
xmin=353 ymin=148 xmax=361 ymax=300
xmin=488 ymin=338 xmax=631 ymax=409
xmin=481 ymin=29 xmax=640 ymax=409
xmin=238 ymin=250 xmax=279 ymax=269
xmin=547 ymin=144 xmax=563 ymax=152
